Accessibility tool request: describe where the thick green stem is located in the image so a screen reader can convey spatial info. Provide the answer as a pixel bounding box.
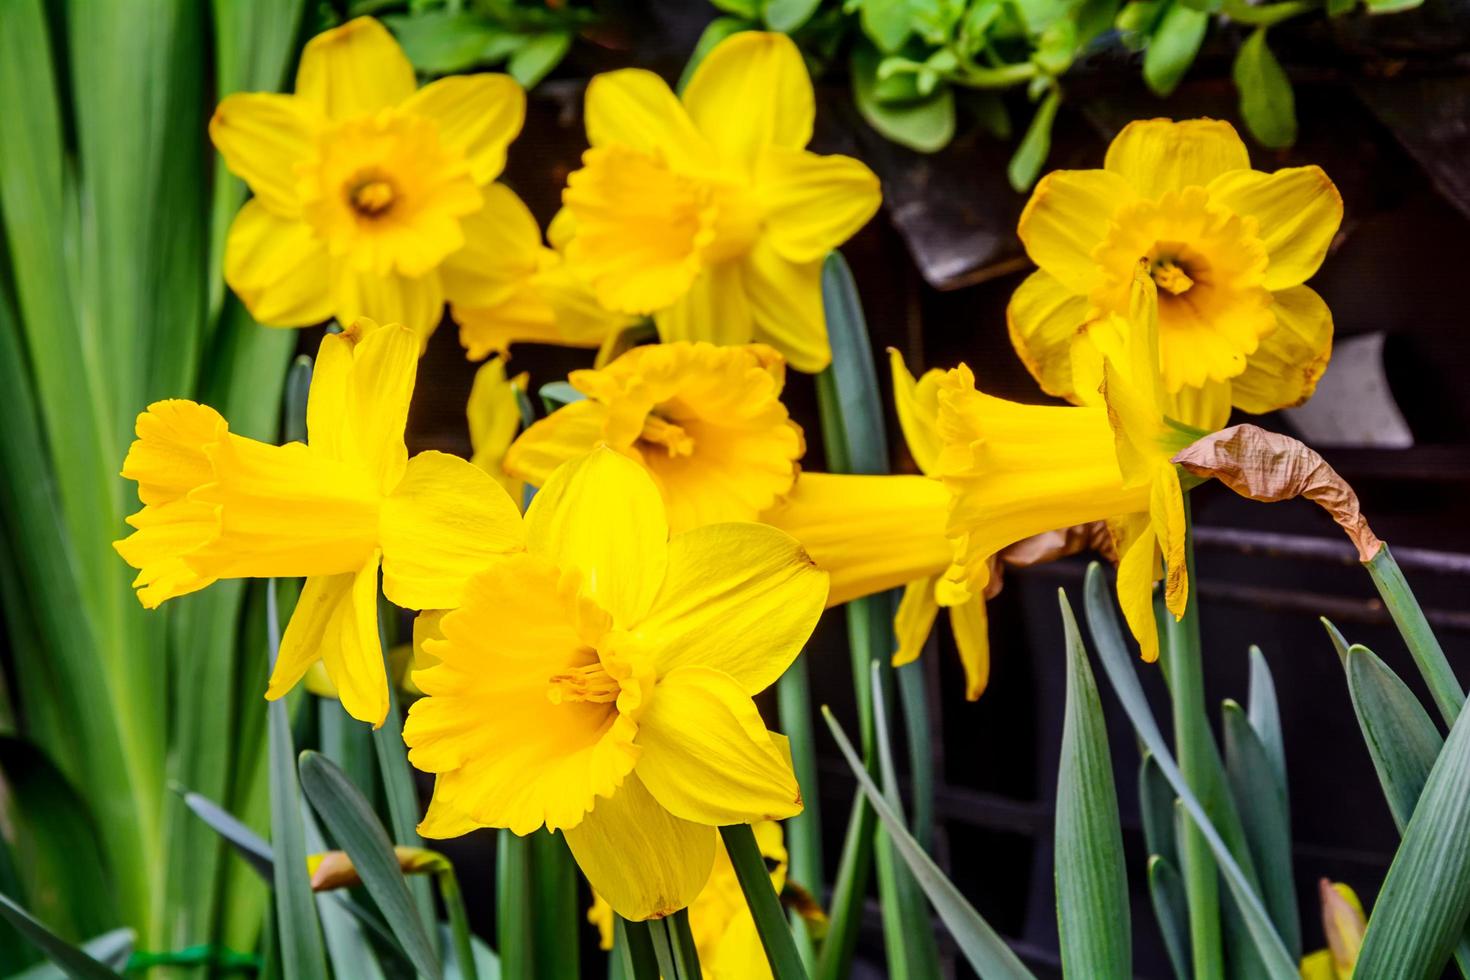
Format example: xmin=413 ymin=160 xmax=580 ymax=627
xmin=1366 ymin=543 xmax=1464 ymax=727
xmin=497 ymin=831 xmax=534 ymax=980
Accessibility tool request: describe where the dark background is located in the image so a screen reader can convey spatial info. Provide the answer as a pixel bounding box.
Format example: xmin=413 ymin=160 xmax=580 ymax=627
xmin=359 ymin=2 xmax=1470 ymax=975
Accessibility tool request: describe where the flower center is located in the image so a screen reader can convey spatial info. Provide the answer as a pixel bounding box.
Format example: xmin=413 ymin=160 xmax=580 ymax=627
xmin=638 ymin=412 xmax=695 ymax=458
xmin=701 ymin=184 xmax=763 ymax=264
xmin=546 ymin=660 xmax=621 ymax=705
xmin=1151 ymin=260 xmax=1193 ymax=295
xmin=347 ymin=175 xmax=397 ymax=217
xmin=1146 ymin=241 xmax=1209 ymax=297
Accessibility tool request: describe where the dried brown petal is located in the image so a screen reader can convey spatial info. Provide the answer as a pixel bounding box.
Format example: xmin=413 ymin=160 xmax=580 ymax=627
xmin=308 ymin=845 xmax=449 ymax=892
xmin=1171 ymin=424 xmax=1382 ymax=561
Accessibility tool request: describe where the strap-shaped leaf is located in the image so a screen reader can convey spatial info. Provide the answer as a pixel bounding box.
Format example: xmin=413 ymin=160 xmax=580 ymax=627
xmin=176 ymin=786 xmax=273 ymax=881
xmin=1246 ymin=647 xmax=1286 ymax=794
xmin=0 ymin=893 xmax=123 ymax=980
xmin=1055 ymin=592 xmax=1131 ymax=977
xmin=1139 ymin=753 xmax=1179 ymax=871
xmin=298 ymin=750 xmax=440 ymax=980
xmin=1148 ymin=856 xmax=1191 ymax=980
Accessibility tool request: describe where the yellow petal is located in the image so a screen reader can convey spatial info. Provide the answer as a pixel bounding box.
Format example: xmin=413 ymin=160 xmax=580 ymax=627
xmin=1150 ymin=463 xmax=1188 ymax=618
xmin=401 ymin=74 xmax=525 ymax=185
xmin=888 ymin=351 xmax=944 ymax=474
xmin=1165 ymin=379 xmax=1233 ymax=432
xmin=563 ymin=773 xmax=716 ymax=921
xmin=1114 ymin=517 xmax=1160 ymax=663
xmin=765 ymin=472 xmax=952 ymax=607
xmin=1230 ymin=285 xmax=1333 ymax=415
xmin=742 ymin=242 xmax=828 ymax=373
xmin=636 ymin=666 xmax=802 ymax=824
xmin=950 ymin=596 xmax=991 ymax=700
xmin=1104 ymin=118 xmax=1251 ymax=195
xmin=295 ymin=17 xmax=416 ymax=120
xmin=1007 ymin=269 xmax=1090 ymax=402
xmin=320 ymin=322 xmax=418 ymax=488
xmin=639 ymin=523 xmax=827 ymax=694
xmin=224 ymin=201 xmax=334 ymax=327
xmin=1207 ymin=166 xmax=1342 ymax=290
xmin=755 ymin=147 xmax=880 ymax=264
xmin=380 ymin=450 xmax=526 ymax=610
xmin=654 ymin=262 xmax=754 ymax=348
xmin=272 ymin=557 xmax=389 ymax=726
xmin=209 ymin=93 xmax=322 ymax=216
xmin=1299 ymin=949 xmax=1337 ymax=980
xmin=524 ymin=447 xmax=668 ymax=625
xmin=710 ymin=906 xmax=775 ymax=980
xmin=467 ymin=357 xmax=528 ymax=499
xmin=332 ymin=264 xmax=444 ymax=343
xmin=583 ymin=69 xmax=715 ymax=172
xmin=439 ymin=183 xmax=543 ymax=309
xmin=1017 ymin=169 xmax=1135 ymax=294
xmin=892 ymin=576 xmax=940 ymax=668
xmin=682 ymin=32 xmax=813 ymax=171
xmin=504 ymin=399 xmax=611 ymax=489
xmin=406 ymin=552 xmax=637 ymax=834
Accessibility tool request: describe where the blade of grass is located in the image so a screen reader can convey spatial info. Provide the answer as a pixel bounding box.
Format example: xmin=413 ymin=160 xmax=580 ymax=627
xmin=8 ymin=928 xmax=136 ymax=980
xmin=1082 ymin=563 xmax=1297 ymax=979
xmin=722 ymin=823 xmax=809 ymax=980
xmin=176 ymin=787 xmax=274 ymax=881
xmin=298 ymin=750 xmax=440 ymax=980
xmin=0 ymin=894 xmax=124 ymax=980
xmin=1054 ymin=592 xmax=1131 ymax=977
xmin=1365 ymin=543 xmax=1464 ymax=726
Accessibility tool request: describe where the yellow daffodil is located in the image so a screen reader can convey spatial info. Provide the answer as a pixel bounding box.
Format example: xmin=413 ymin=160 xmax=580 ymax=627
xmin=1010 ymin=117 xmax=1342 ymax=428
xmin=448 ymin=183 xmax=636 ymax=360
xmin=504 ymin=342 xmax=804 ymax=532
xmin=559 ymin=31 xmax=882 ymax=373
xmin=114 ymin=319 xmax=523 ymax=725
xmin=467 ymin=356 xmax=528 ymax=503
xmin=402 ymin=448 xmax=827 ymax=919
xmin=589 ymin=821 xmax=788 ymax=979
xmin=939 ymin=269 xmax=1197 ymax=661
xmin=1300 ymin=881 xmax=1365 ymax=979
xmin=210 ymin=17 xmax=525 ymax=341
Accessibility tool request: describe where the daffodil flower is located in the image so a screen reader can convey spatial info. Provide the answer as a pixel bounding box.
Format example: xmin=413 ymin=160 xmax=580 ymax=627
xmin=504 ymin=342 xmax=805 ymax=532
xmin=1010 ymin=117 xmax=1342 ymax=428
xmin=448 ymin=184 xmax=637 ymax=360
xmin=402 ymin=448 xmax=828 ymax=920
xmin=467 ymin=355 xmax=528 ymax=503
xmin=589 ymin=821 xmax=788 ymax=978
xmin=114 ymin=320 xmax=523 ymax=725
xmin=210 ymin=17 xmax=525 ymax=342
xmin=559 ymin=31 xmax=882 ymax=373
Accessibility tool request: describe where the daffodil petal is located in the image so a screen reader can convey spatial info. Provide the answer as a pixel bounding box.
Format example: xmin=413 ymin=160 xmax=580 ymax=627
xmin=332 ymin=264 xmax=444 ymax=343
xmin=440 ymin=183 xmax=543 ymax=309
xmin=635 ymin=665 xmax=802 ymax=825
xmin=380 ymin=450 xmax=526 ymax=610
xmin=639 ymin=523 xmax=827 ymax=693
xmin=269 ymin=572 xmax=346 ymax=703
xmin=654 ymin=263 xmax=754 ymax=348
xmin=295 ymin=17 xmax=416 ymax=120
xmin=582 ymin=69 xmax=714 ymax=172
xmin=563 ymin=773 xmax=716 ymax=921
xmin=1150 ymin=463 xmax=1188 ymax=618
xmin=209 ymin=94 xmax=321 ymax=216
xmin=275 ymin=556 xmax=389 ymax=726
xmin=1103 ymin=118 xmax=1250 ymax=195
xmin=889 ymin=350 xmax=944 ymax=474
xmin=742 ymin=242 xmax=829 ymax=373
xmin=1005 ymin=268 xmax=1090 ymax=401
xmin=1017 ymin=169 xmax=1135 ymax=294
xmin=339 ymin=321 xmax=418 ymax=487
xmin=682 ymin=32 xmax=813 ymax=171
xmin=755 ymin=147 xmax=880 ymax=264
xmin=401 ymin=74 xmax=525 ymax=185
xmin=1230 ymin=285 xmax=1333 ymax=415
xmin=1207 ymin=165 xmax=1342 ymax=290
xmin=950 ymin=596 xmax=991 ymax=700
xmin=467 ymin=357 xmax=528 ymax=499
xmin=1165 ymin=379 xmax=1233 ymax=432
xmin=223 ymin=201 xmax=334 ymax=327
xmin=1113 ymin=516 xmax=1160 ymax=663
xmin=524 ymin=447 xmax=668 ymax=625
xmin=504 ymin=399 xmax=611 ymax=490
xmin=892 ymin=576 xmax=940 ymax=668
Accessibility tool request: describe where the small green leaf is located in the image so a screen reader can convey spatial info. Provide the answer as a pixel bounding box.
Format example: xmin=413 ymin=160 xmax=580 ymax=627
xmin=1054 ymin=592 xmax=1131 ymax=978
xmin=1365 ymin=0 xmax=1424 ymax=12
xmin=7 ymin=928 xmax=135 ymax=980
xmin=1325 ymin=0 xmax=1356 ymax=15
xmin=1246 ymin=646 xmax=1287 ymax=793
xmin=298 ymin=751 xmax=440 ymax=980
xmin=1320 ymin=617 xmax=1351 ymax=665
xmin=677 ymin=19 xmax=751 ymax=92
xmin=711 ymin=0 xmax=760 ymax=16
xmin=440 ymin=922 xmax=499 ymax=980
xmin=176 ymin=786 xmax=274 ymax=881
xmin=1007 ymin=87 xmax=1061 ymax=191
xmin=1147 ymin=856 xmax=1191 ymax=980
xmin=763 ymin=0 xmax=823 ymax=31
xmin=538 ymin=380 xmax=586 ymax=413
xmin=1139 ymin=753 xmax=1179 ymax=871
xmin=1233 ymin=29 xmax=1296 ymax=148
xmin=861 ymin=0 xmax=913 ymax=51
xmin=507 ymin=32 xmax=572 ymax=89
xmin=1143 ymin=2 xmax=1208 ymax=96
xmin=384 ymin=13 xmax=508 ymax=74
xmin=0 ymin=894 xmax=123 ymax=980
xmin=851 ymin=45 xmax=955 ymax=153
xmin=1345 ymin=644 xmax=1443 ymax=833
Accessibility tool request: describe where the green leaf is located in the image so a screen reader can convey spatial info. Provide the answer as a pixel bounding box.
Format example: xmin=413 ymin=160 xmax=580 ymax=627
xmin=1365 ymin=543 xmax=1464 ymax=727
xmin=538 ymin=381 xmax=586 ymax=413
xmin=618 ymin=919 xmax=664 ymax=980
xmin=0 ymin=894 xmax=123 ymax=980
xmin=7 ymin=929 xmax=135 ymax=980
xmin=298 ymin=750 xmax=440 ymax=980
xmin=1320 ymin=617 xmax=1351 ymax=665
xmin=720 ymin=825 xmax=807 ymax=979
xmin=1345 ymin=644 xmax=1443 ymax=833
xmin=1246 ymin=647 xmax=1286 ymax=793
xmin=440 ymin=922 xmax=500 ymax=980
xmin=1054 ymin=592 xmax=1131 ymax=977
xmin=176 ymin=787 xmax=275 ymax=881
xmin=677 ymin=19 xmax=752 ymax=92
xmin=1222 ymin=701 xmax=1300 ymax=958
xmin=818 ymin=251 xmax=889 ymax=475
xmin=822 ymin=708 xmax=1038 ymax=979
xmin=764 ymin=0 xmax=823 ymax=31
xmin=862 ymin=0 xmax=913 ymax=51
xmin=1148 ymin=856 xmax=1192 ymax=980
xmin=1143 ymin=2 xmax=1208 ymax=96
xmin=1233 ymin=29 xmax=1296 ymax=148
xmin=1006 ymin=88 xmax=1061 ymax=192
xmin=497 ymin=831 xmax=534 ymax=980
xmin=371 ymin=666 xmax=437 ymax=950
xmin=1139 ymin=753 xmax=1179 ymax=871
xmin=384 ymin=13 xmax=509 ymax=74
xmin=1081 ymin=564 xmax=1298 ymax=980
xmin=507 ymin=32 xmax=572 ymax=88
xmin=1364 ymin=0 xmax=1424 ymax=12
xmin=851 ymin=45 xmax=955 ymax=153
xmin=1354 ymin=667 xmax=1470 ymax=977
xmin=645 ymin=913 xmax=703 ymax=980
xmin=712 ymin=0 xmax=760 ymax=16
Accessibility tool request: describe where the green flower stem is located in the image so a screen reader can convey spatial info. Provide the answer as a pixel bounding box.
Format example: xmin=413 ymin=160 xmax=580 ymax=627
xmin=437 ymin=868 xmax=476 ymax=980
xmin=1160 ymin=499 xmax=1223 ymax=980
xmin=722 ymin=824 xmax=809 ymax=980
xmin=616 ymin=917 xmax=661 ymax=980
xmin=1366 ymin=543 xmax=1464 ymax=727
xmin=647 ymin=911 xmax=703 ymax=980
xmin=497 ymin=831 xmax=535 ymax=980
xmin=775 ymin=658 xmax=821 ymax=966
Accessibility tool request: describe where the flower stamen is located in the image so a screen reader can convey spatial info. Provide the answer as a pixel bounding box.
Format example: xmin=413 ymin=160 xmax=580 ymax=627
xmin=546 ymin=660 xmax=621 ymax=704
xmin=1151 ymin=259 xmax=1194 ymax=296
xmin=638 ymin=413 xmax=695 ymax=458
xmin=348 ymin=177 xmax=397 ymax=217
